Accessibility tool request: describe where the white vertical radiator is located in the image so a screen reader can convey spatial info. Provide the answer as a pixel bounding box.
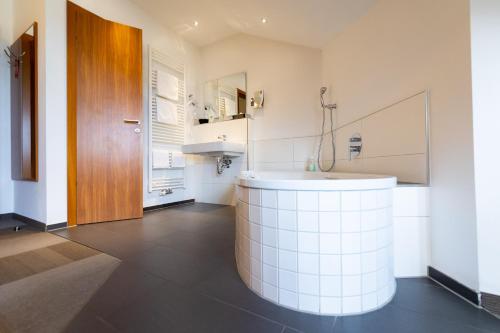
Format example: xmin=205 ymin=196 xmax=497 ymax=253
xmin=148 ymin=47 xmax=186 ymax=193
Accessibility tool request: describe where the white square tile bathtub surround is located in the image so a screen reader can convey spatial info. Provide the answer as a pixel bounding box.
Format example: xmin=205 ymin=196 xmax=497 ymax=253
xmin=361 ymin=191 xmax=378 ymax=210
xmin=279 ymin=210 xmax=297 ymax=231
xmin=249 ymin=205 xmax=261 ymax=224
xmin=262 ymin=227 xmax=277 ymax=247
xmin=263 ymin=282 xmax=278 ymax=302
xmin=320 ymin=275 xmax=341 ymax=297
xmin=319 ymin=233 xmax=341 ymax=254
xmin=251 ymin=277 xmax=263 ymax=294
xmin=298 ymin=232 xmax=319 ymax=253
xmin=320 ymin=254 xmax=342 ymax=275
xmin=343 ymin=296 xmax=362 ymax=314
xmin=361 ymin=210 xmax=378 ymax=232
xmin=262 ymin=208 xmax=278 ymax=228
xmin=279 ymin=250 xmax=298 ymax=272
xmin=320 ymin=297 xmax=342 ymax=314
xmin=362 ymin=252 xmax=377 ymax=273
xmin=342 ymin=275 xmax=362 ymax=296
xmin=298 ymin=253 xmax=319 ymax=274
xmin=262 ymin=190 xmax=278 ymax=209
xmin=342 ymin=211 xmax=361 ymax=233
xmin=362 ymin=272 xmax=377 ymax=293
xmin=249 ymin=223 xmax=261 ymax=242
xmin=263 ymin=264 xmax=278 ymax=286
xmin=239 ymin=187 xmax=249 ymax=203
xmin=319 ymin=192 xmax=341 ymax=211
xmin=251 ymin=258 xmax=262 ymax=279
xmin=341 ymin=191 xmax=361 ymax=211
xmin=279 ymin=289 xmax=299 ymax=309
xmin=279 ymin=229 xmax=298 ymax=251
xmin=239 ymin=201 xmax=250 ymax=220
xmin=279 ymin=269 xmax=298 ymax=292
xmin=298 ymin=211 xmax=319 ymax=232
xmin=251 ymin=240 xmax=262 ymax=261
xmin=298 ymin=274 xmax=320 ymax=295
xmin=319 ymin=212 xmax=341 ymax=233
xmin=235 ymin=184 xmax=396 ymax=316
xmin=377 ymin=189 xmax=393 ymax=208
xmin=362 ymin=292 xmax=378 ymax=311
xmin=278 ymin=191 xmax=297 ymax=210
xmin=250 ymin=188 xmax=261 ymax=206
xmin=342 ymin=254 xmax=362 ymax=275
xmin=299 ymin=294 xmax=320 ymax=313
xmin=263 ymin=245 xmax=278 ymax=267
xmin=341 ymin=233 xmax=361 ymax=254
xmin=297 ymin=192 xmax=318 ymax=211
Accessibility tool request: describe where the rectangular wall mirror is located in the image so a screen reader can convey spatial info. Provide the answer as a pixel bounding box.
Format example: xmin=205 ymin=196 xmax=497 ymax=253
xmin=199 ymin=72 xmax=247 ymax=124
xmin=9 ymin=22 xmax=38 ymax=181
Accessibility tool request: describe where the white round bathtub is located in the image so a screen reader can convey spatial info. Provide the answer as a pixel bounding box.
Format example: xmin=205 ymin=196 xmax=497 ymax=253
xmin=235 ymin=171 xmax=397 ymax=316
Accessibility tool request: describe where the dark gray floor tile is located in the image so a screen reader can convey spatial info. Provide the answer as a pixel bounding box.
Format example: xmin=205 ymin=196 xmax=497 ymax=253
xmin=79 ymin=262 xmax=165 ymax=317
xmin=333 ymin=304 xmax=490 ymax=333
xmin=126 ymin=244 xmax=226 ymax=287
xmin=63 ymin=310 xmax=119 ymax=333
xmin=391 ymin=278 xmax=500 ymax=332
xmin=194 ymin=266 xmax=336 ymax=333
xmin=53 ymin=225 xmax=157 ymax=259
xmin=48 ymin=203 xmax=500 ymax=333
xmin=105 ymin=280 xmax=283 ymax=333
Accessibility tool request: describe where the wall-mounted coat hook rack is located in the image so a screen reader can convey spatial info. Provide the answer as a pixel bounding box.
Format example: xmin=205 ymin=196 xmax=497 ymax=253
xmin=4 ymin=46 xmax=26 ymax=78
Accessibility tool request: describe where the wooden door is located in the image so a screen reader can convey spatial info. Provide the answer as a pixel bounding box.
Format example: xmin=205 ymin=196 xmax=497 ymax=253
xmin=67 ymin=2 xmax=143 ymax=225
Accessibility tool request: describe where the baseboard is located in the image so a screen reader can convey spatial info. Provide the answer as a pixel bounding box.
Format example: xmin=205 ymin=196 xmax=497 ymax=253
xmin=46 ymin=222 xmax=68 ymax=231
xmin=143 ymin=199 xmax=195 ymax=212
xmin=481 ymin=292 xmax=500 ymax=317
xmin=0 ymin=213 xmax=14 ymax=220
xmin=11 ymin=213 xmax=46 ymax=231
xmin=8 ymin=213 xmax=67 ymax=232
xmin=428 ymin=266 xmax=480 ymax=306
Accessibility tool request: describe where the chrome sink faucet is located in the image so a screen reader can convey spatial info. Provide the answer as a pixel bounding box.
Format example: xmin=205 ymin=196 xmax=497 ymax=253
xmin=218 ymin=134 xmax=227 ymax=141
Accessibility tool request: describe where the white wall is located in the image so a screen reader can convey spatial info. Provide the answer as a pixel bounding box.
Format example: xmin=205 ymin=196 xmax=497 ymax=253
xmin=0 ymin=0 xmax=14 ymax=214
xmin=9 ymin=0 xmax=201 ymax=222
xmin=322 ymin=0 xmax=479 ymax=289
xmin=194 ymin=34 xmax=322 ymax=204
xmin=200 ymin=34 xmax=322 ymax=161
xmin=322 ymin=92 xmax=428 ymax=183
xmin=470 ymin=0 xmax=500 ymax=296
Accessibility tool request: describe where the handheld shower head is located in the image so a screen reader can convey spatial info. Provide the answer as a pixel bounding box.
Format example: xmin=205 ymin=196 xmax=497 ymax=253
xmin=320 ymin=87 xmax=336 ymax=110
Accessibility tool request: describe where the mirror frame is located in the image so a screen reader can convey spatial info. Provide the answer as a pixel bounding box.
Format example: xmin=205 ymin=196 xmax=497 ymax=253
xmin=10 ymin=22 xmax=38 ymax=181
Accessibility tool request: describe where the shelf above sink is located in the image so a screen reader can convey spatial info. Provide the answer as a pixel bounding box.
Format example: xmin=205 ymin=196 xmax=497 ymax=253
xmin=181 ymin=141 xmax=245 ymax=158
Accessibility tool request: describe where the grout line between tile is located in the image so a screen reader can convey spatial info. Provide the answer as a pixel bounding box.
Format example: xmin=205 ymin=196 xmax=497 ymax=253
xmin=201 ymin=292 xmax=297 ymax=330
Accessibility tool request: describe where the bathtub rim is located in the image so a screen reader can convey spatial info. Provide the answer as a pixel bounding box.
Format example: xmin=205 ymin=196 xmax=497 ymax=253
xmin=239 ymin=171 xmax=397 ymax=191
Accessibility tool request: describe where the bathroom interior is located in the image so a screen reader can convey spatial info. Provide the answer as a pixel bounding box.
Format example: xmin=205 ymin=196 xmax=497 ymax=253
xmin=0 ymin=0 xmax=499 ymax=332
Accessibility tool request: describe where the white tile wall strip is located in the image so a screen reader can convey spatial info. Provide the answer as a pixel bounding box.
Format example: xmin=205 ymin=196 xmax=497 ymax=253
xmin=236 ymin=186 xmax=396 ymax=316
xmin=148 ymin=46 xmax=186 ymax=193
xmin=251 ymin=91 xmax=429 ymax=185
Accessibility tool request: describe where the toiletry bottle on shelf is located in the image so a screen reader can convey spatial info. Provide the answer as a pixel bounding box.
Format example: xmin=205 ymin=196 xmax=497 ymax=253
xmin=307 ymin=156 xmax=316 ymax=172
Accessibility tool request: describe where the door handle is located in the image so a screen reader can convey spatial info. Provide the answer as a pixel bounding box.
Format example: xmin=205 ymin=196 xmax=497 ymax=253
xmin=124 ymin=119 xmax=141 ymax=125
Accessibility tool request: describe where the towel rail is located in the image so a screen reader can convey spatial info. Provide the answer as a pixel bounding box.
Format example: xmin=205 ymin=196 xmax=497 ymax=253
xmin=148 ymin=46 xmax=186 ymax=193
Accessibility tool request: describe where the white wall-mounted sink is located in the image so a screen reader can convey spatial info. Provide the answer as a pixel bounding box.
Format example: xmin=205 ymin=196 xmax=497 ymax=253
xmin=182 ymin=141 xmax=245 ymax=158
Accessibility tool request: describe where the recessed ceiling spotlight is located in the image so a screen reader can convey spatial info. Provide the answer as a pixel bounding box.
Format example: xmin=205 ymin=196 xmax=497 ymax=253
xmin=194 ymin=21 xmax=199 ymax=27
xmin=261 ymin=17 xmax=267 ymax=24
